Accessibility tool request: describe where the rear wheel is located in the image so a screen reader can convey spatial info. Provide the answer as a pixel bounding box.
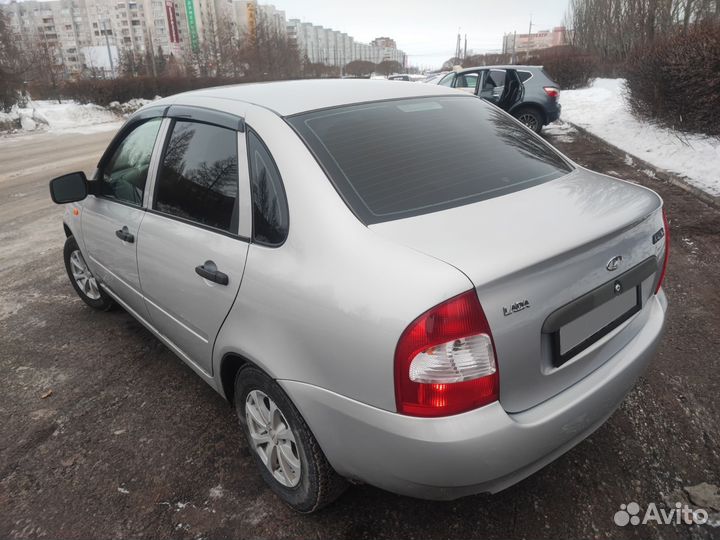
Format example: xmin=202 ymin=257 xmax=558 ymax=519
xmin=235 ymin=366 xmax=347 ymax=512
xmin=63 ymin=236 xmax=114 ymax=311
xmin=514 ymin=107 xmax=544 ymax=133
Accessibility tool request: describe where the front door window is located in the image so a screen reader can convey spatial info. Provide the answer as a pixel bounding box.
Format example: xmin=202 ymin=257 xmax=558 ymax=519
xmin=100 ymin=118 xmax=162 ymax=206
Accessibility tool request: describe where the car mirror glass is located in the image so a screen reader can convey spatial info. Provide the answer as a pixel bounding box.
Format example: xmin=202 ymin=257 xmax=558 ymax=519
xmin=49 ymin=171 xmax=88 ymax=204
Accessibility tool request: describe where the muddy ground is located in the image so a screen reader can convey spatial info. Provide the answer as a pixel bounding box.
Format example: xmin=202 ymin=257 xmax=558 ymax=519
xmin=0 ymin=124 xmax=718 ymax=539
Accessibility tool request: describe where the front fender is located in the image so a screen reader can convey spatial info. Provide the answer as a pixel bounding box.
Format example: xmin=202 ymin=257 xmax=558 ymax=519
xmin=62 ymin=202 xmax=86 ymax=253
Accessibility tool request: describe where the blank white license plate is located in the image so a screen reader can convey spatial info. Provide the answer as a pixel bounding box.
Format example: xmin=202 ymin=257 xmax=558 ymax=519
xmin=559 ymin=287 xmax=638 ymax=356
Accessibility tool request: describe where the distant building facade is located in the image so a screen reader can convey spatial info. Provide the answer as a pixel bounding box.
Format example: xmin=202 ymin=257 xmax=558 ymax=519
xmin=502 ymin=26 xmax=569 ymax=55
xmin=1 ymin=0 xmax=406 ymax=77
xmin=2 ymin=0 xmax=189 ymax=76
xmin=287 ymin=20 xmax=406 ymax=68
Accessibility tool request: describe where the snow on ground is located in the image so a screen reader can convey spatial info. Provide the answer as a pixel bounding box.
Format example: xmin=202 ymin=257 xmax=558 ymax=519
xmin=556 ymin=78 xmax=720 ymax=197
xmin=0 ymin=97 xmax=156 ymax=136
xmin=0 ymin=100 xmax=118 ymax=134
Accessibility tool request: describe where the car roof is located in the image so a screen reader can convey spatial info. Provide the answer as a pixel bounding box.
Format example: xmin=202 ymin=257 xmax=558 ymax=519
xmin=456 ymin=65 xmax=543 ymax=72
xmin=159 ymin=79 xmax=464 ymax=117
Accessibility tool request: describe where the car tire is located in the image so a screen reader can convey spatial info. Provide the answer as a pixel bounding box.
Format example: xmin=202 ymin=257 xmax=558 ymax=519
xmin=514 ymin=107 xmax=544 ymax=133
xmin=235 ymin=366 xmax=347 ymax=513
xmin=63 ymin=236 xmax=115 ymax=311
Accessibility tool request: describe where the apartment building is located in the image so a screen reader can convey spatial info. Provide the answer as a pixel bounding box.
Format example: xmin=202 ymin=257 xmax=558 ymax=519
xmin=2 ymin=0 xmax=188 ymax=75
xmin=287 ymin=19 xmax=406 ymax=68
xmin=2 ymin=0 xmax=406 ymax=76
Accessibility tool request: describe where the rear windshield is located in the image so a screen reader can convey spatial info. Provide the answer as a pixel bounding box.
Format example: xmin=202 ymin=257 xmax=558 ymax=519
xmin=288 ymin=96 xmax=572 ymax=224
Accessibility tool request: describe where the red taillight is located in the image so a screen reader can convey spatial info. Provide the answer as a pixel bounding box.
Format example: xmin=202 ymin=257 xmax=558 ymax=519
xmin=394 ymin=290 xmax=499 ymax=417
xmin=655 ymin=208 xmax=670 ymax=294
xmin=543 ymin=86 xmax=559 ymax=98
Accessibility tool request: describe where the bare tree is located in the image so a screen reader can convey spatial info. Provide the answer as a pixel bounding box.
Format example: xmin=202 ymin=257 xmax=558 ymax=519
xmin=375 ymin=60 xmax=403 ymax=76
xmin=31 ymin=32 xmax=64 ymax=102
xmin=0 ymin=10 xmax=31 ymax=110
xmin=567 ymin=0 xmax=720 ymax=62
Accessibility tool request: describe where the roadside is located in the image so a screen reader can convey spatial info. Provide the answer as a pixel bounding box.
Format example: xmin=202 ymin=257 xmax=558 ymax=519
xmin=0 ymin=126 xmax=718 ymax=539
xmin=557 ymin=78 xmax=720 ymax=199
xmin=0 ymin=97 xmax=153 ymax=135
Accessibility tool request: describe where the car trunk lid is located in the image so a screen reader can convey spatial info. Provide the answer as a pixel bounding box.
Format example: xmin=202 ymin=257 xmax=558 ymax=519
xmin=370 ymin=170 xmax=665 ymax=412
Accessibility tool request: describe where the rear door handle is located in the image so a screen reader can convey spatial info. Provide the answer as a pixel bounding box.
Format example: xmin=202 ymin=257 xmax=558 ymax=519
xmin=195 ymin=260 xmax=228 ymax=285
xmin=115 ymin=226 xmax=134 ymax=243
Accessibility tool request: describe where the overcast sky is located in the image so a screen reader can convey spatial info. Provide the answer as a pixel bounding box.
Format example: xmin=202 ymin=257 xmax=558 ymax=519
xmin=270 ymin=0 xmax=570 ymax=69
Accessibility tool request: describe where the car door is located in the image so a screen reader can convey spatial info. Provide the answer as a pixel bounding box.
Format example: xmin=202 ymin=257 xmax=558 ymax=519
xmin=478 ymin=69 xmax=507 ymax=104
xmin=136 ymin=109 xmax=251 ymax=376
xmin=479 ymin=68 xmax=524 ymax=111
xmin=81 ymin=114 xmax=165 ymax=320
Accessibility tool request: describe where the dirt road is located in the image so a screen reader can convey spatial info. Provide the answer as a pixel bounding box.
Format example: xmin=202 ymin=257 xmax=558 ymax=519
xmin=1 ymin=124 xmax=718 ymax=539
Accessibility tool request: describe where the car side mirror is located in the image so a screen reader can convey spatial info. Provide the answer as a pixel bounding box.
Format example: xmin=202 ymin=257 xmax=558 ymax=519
xmin=49 ymin=171 xmax=88 ymax=204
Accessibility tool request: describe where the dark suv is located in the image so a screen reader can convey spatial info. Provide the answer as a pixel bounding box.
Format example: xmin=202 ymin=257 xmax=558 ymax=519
xmin=436 ymin=65 xmax=561 ymax=132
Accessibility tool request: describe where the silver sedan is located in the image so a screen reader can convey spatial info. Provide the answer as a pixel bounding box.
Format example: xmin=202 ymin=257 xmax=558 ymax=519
xmin=49 ymin=80 xmax=669 ymax=512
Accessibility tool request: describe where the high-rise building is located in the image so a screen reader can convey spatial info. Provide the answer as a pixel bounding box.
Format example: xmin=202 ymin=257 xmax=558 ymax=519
xmin=1 ymin=0 xmax=406 ymax=77
xmin=2 ymin=0 xmax=188 ymax=76
xmin=370 ymin=36 xmax=395 ymax=49
xmin=287 ymin=19 xmax=406 ymax=68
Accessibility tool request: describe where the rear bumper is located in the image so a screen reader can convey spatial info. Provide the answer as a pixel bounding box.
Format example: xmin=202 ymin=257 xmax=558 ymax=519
xmin=547 ymin=102 xmax=561 ymax=123
xmin=281 ymin=292 xmax=666 ymax=500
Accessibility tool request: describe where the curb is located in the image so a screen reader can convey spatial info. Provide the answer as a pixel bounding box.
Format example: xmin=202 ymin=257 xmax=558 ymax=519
xmin=566 ymin=122 xmax=720 ymax=211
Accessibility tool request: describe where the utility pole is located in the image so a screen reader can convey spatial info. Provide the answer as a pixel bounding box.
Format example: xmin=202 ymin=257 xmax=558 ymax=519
xmin=511 ymin=30 xmax=517 ymax=64
xmin=463 ymin=33 xmax=467 ymax=60
xmin=101 ymin=19 xmax=115 ymax=78
xmin=455 ymin=29 xmax=461 ymax=62
xmin=526 ymin=14 xmax=533 ymax=62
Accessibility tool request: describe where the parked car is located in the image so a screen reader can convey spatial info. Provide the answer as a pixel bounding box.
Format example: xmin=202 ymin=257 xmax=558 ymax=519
xmin=436 ymin=65 xmax=561 ymax=132
xmin=388 ymin=74 xmax=426 ymax=82
xmin=421 ymin=71 xmax=450 ymax=84
xmin=49 ymin=80 xmax=668 ymax=513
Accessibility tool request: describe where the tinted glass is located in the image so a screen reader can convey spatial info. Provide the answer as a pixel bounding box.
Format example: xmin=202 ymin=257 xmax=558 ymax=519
xmin=248 ymin=131 xmax=289 ymax=245
xmin=483 ymin=69 xmax=506 ymax=90
xmin=289 ymin=96 xmax=572 ymax=224
xmin=154 ymin=120 xmax=239 ymax=232
xmin=518 ymin=70 xmax=532 ymax=82
xmin=101 ymin=118 xmax=161 ymax=205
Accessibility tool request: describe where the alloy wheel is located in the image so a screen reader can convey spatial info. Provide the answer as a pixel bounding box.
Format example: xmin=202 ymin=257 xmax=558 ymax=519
xmin=517 ymin=113 xmax=539 ymax=131
xmin=245 ymin=389 xmax=302 ymax=487
xmin=69 ymin=249 xmax=101 ymax=300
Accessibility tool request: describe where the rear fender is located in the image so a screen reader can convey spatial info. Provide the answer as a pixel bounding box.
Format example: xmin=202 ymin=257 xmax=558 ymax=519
xmin=508 ymin=101 xmax=547 ymax=124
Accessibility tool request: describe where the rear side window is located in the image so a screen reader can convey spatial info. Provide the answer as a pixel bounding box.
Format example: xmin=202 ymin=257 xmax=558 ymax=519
xmin=518 ymin=70 xmax=533 ymax=82
xmin=288 ymin=96 xmax=572 ymax=224
xmin=154 ymin=120 xmax=239 ymax=232
xmin=247 ymin=131 xmax=289 ymax=245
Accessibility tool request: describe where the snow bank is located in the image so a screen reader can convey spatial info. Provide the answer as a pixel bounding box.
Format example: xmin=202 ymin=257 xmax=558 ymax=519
xmin=1 ymin=100 xmax=118 ymax=131
xmin=0 ymin=99 xmax=123 ymax=135
xmin=107 ymin=97 xmax=160 ymax=116
xmin=558 ymin=78 xmax=720 ymax=197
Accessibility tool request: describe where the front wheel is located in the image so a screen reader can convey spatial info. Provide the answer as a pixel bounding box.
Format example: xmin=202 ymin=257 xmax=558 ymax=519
xmin=235 ymin=366 xmax=347 ymax=512
xmin=63 ymin=236 xmax=115 ymax=311
xmin=514 ymin=107 xmax=544 ymax=133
